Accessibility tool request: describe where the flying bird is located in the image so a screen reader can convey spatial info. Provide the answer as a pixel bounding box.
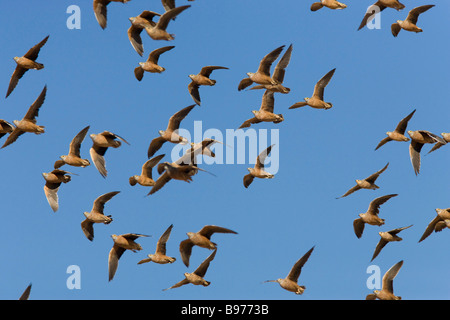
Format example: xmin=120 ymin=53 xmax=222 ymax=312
xmin=89 ymin=131 xmax=130 ymax=178
xmin=128 ymin=11 xmax=161 ymax=56
xmin=148 ymin=161 xmax=213 ymax=195
xmin=263 ymin=246 xmax=315 ymax=295
xmin=310 ymin=0 xmax=347 ymax=11
xmin=129 ymin=154 xmax=165 ymax=187
xmin=366 ymin=260 xmax=404 ymax=300
xmin=289 ymin=68 xmax=336 ymax=110
xmin=353 ymin=194 xmax=398 ymax=239
xmin=337 ymin=162 xmax=389 ymax=199
xmin=6 ymin=35 xmax=49 ymax=98
xmin=54 ymin=126 xmax=91 ymax=169
xmin=419 ymin=208 xmax=450 ymax=243
xmin=147 ymin=104 xmax=195 ymax=158
xmin=238 ymin=45 xmax=285 ymax=91
xmin=358 ymin=0 xmax=405 ymax=30
xmin=408 ymin=130 xmax=446 ymax=175
xmin=144 ymin=5 xmax=191 ymax=41
xmin=248 ymin=44 xmax=292 ymax=94
xmin=42 ymin=169 xmax=74 ymax=213
xmin=179 ymin=225 xmax=237 ymax=267
xmin=2 ymin=86 xmax=47 ymax=149
xmin=391 ymin=5 xmax=435 ymax=37
xmin=134 ymin=46 xmax=175 ymax=81
xmin=243 ymin=144 xmax=276 ymax=188
xmin=427 ymin=133 xmax=450 ymax=155
xmin=184 ymin=138 xmax=222 ymax=165
xmin=108 ymin=233 xmax=149 ymax=281
xmin=81 ymin=191 xmax=120 ymax=241
xmin=238 ymin=90 xmax=284 ymax=129
xmin=371 ymin=225 xmax=413 ymax=262
xmin=138 ymin=224 xmax=176 ymax=264
xmin=188 ymin=66 xmax=229 ymax=106
xmin=93 ymin=0 xmax=131 ymax=30
xmin=163 ymin=248 xmax=217 ymax=291
xmin=375 ymin=109 xmax=416 ymax=150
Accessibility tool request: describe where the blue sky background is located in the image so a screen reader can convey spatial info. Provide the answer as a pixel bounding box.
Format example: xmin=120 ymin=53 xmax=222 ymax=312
xmin=0 ymin=0 xmax=448 ymax=300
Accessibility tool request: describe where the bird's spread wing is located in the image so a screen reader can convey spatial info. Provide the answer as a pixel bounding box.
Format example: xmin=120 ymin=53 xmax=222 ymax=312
xmin=287 ymin=246 xmax=315 ymax=282
xmin=199 ymin=225 xmax=238 ymax=239
xmin=143 ymin=154 xmax=165 ymax=178
xmin=375 ymin=137 xmax=392 ymax=150
xmin=90 ymin=147 xmax=108 ymax=178
xmin=382 ymin=260 xmax=403 ymax=294
xmin=81 ymin=219 xmax=95 ymax=241
xmin=409 ymin=140 xmax=423 ymax=175
xmin=365 ymin=162 xmax=389 ymax=183
xmin=337 ymin=185 xmax=361 ymax=199
xmin=255 ymin=144 xmax=274 ymax=169
xmin=188 ymin=82 xmax=201 ymax=106
xmin=148 ymin=45 xmax=175 ymax=64
xmin=353 ymin=218 xmax=365 ymax=238
xmin=272 ymin=44 xmax=292 ymax=83
xmin=367 ymin=194 xmax=398 ymax=216
xmin=312 ymin=68 xmax=336 ymax=100
xmin=127 ymin=25 xmax=144 ymax=56
xmin=179 ymin=239 xmax=195 ymax=267
xmin=147 ymin=136 xmax=167 ymax=159
xmin=148 ymin=171 xmax=172 ymax=195
xmin=92 ymin=191 xmax=120 ymax=213
xmin=260 ymin=90 xmax=275 ymax=113
xmin=23 ymin=86 xmax=47 ymax=121
xmin=199 ymin=66 xmax=229 ymax=78
xmin=69 ymin=125 xmax=90 ymax=157
xmin=395 ymin=109 xmax=416 ymax=134
xmin=243 ymin=173 xmax=254 ymax=188
xmin=156 ymin=224 xmax=174 ymax=255
xmin=358 ymin=2 xmax=387 ymax=30
xmin=167 ymin=104 xmax=196 ymax=131
xmin=194 ymin=248 xmax=217 ymax=277
xmin=257 ymin=45 xmax=285 ymax=76
xmin=406 ymin=5 xmax=434 ymax=25
xmin=93 ymin=0 xmax=109 ymax=29
xmin=156 ymin=5 xmax=190 ymax=31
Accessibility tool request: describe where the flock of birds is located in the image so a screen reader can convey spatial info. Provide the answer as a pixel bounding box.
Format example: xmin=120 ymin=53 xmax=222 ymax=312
xmin=3 ymin=0 xmax=448 ymax=300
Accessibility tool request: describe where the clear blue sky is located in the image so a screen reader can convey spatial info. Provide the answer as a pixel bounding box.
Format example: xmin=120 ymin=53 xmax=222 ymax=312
xmin=0 ymin=0 xmax=448 ymax=300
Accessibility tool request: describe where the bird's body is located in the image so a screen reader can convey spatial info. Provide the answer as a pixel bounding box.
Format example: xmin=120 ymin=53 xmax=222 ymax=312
xmin=144 ymin=5 xmax=190 ymax=41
